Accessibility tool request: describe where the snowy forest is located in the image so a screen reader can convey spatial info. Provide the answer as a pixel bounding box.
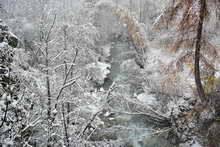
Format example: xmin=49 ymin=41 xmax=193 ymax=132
xmin=0 ymin=0 xmax=220 ymax=147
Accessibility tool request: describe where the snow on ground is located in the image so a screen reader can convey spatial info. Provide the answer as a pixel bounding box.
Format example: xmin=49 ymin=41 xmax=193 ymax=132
xmin=136 ymin=92 xmax=157 ymax=106
xmin=101 ymin=43 xmax=111 ymax=58
xmin=180 ymin=141 xmax=202 ymax=147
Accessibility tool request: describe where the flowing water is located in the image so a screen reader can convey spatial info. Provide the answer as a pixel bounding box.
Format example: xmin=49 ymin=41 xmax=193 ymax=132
xmin=103 ymin=40 xmax=172 ymax=147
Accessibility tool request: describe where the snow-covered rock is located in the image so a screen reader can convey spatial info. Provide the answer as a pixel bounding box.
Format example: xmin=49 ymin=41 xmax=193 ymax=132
xmin=136 ymin=92 xmax=157 ymax=106
xmin=101 ymin=43 xmax=111 ymax=58
xmin=87 ymin=61 xmax=111 ymax=85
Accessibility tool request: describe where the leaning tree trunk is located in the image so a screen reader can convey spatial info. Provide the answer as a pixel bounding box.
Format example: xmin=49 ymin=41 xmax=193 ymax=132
xmin=194 ymin=1 xmax=220 ymax=147
xmin=194 ymin=0 xmax=206 ymax=104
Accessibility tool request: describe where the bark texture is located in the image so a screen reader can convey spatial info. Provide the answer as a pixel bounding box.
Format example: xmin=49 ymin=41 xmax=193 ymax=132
xmin=194 ymin=0 xmax=206 ymax=103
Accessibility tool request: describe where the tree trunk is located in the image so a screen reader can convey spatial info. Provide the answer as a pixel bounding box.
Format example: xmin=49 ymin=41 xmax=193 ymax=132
xmin=62 ymin=103 xmax=70 ymax=147
xmin=62 ymin=61 xmax=70 ymax=147
xmin=63 ymin=27 xmax=70 ymax=125
xmin=194 ymin=0 xmax=206 ymax=104
xmin=45 ymin=44 xmax=51 ymax=119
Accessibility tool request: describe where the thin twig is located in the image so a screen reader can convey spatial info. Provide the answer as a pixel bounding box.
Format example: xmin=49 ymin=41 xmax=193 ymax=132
xmin=55 ymin=49 xmax=78 ymax=109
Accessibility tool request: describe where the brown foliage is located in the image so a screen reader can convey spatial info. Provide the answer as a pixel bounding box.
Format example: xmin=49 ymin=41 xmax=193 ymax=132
xmin=113 ymin=7 xmax=148 ymax=50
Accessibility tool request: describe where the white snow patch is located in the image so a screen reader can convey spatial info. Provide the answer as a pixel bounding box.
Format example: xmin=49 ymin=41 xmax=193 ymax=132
xmin=95 ymin=0 xmax=114 ymax=9
xmin=87 ymin=61 xmax=111 ymax=85
xmin=215 ymin=64 xmax=220 ymax=78
xmin=82 ymin=104 xmax=100 ymax=114
xmin=180 ymin=141 xmax=202 ymax=147
xmin=104 ymin=111 xmax=111 ymax=117
xmin=52 ymin=109 xmax=58 ymax=115
xmin=0 ymin=42 xmax=7 ymax=48
xmin=137 ymin=92 xmax=157 ymax=105
xmin=191 ymin=141 xmax=202 ymax=147
xmin=101 ymin=44 xmax=111 ymax=58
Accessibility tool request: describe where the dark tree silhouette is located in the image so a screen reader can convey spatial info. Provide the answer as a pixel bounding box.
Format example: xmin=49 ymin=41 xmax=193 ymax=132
xmin=154 ymin=0 xmax=220 ymax=104
xmin=194 ymin=0 xmax=206 ymax=103
xmin=154 ymin=0 xmax=220 ymax=146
